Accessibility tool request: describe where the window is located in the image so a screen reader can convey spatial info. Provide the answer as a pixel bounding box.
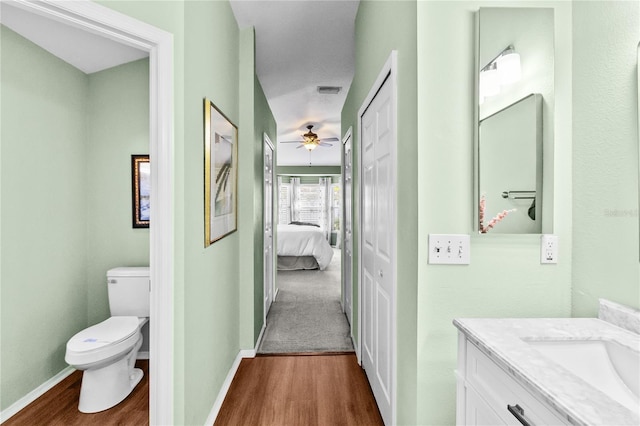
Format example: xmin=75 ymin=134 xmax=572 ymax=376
xmin=278 ymin=183 xmax=291 ymax=225
xmin=277 ymin=177 xmax=341 ymax=241
xmin=331 ymin=183 xmax=341 ymax=231
xmin=295 ymin=184 xmax=326 ymax=226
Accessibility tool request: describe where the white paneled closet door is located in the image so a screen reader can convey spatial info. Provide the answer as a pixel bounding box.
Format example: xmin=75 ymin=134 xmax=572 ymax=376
xmin=360 ymin=72 xmax=395 ymax=426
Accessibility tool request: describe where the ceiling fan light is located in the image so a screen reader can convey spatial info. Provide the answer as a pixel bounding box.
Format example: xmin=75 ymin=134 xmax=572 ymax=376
xmin=305 ymin=143 xmax=317 ymax=151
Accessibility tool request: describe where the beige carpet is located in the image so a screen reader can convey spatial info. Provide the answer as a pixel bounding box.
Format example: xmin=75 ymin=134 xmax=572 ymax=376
xmin=258 ymin=249 xmax=354 ymax=354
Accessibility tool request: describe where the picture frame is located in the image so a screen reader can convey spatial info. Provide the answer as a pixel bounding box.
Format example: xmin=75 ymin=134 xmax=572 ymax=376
xmin=131 ymin=155 xmax=150 ymax=228
xmin=204 ymin=98 xmax=238 ymax=246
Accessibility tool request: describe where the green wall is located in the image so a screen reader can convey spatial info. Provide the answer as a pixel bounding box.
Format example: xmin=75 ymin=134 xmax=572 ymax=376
xmin=343 ymin=1 xmax=575 ymax=424
xmin=86 ymin=59 xmax=151 ymax=326
xmin=1 ymin=26 xmax=152 ymax=413
xmin=93 ymin=1 xmax=275 ymax=423
xmin=346 ymin=1 xmax=637 ymax=424
xmin=341 ymin=1 xmax=419 ymax=423
xmin=253 ymin=70 xmax=278 ymax=342
xmin=572 ymin=0 xmax=640 ymax=316
xmin=0 ymin=26 xmax=89 ymax=410
xmin=182 ymin=1 xmax=241 ymax=423
xmin=238 ymin=27 xmax=278 ymax=349
xmin=416 ymin=2 xmax=573 ymax=424
xmin=277 ymin=165 xmax=341 ymax=176
xmin=2 ymin=0 xmax=274 ymax=422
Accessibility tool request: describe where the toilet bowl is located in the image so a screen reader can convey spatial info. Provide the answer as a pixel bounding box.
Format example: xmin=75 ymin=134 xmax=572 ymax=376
xmin=66 ymin=317 xmax=148 ymax=413
xmin=65 ymin=266 xmax=150 ymax=413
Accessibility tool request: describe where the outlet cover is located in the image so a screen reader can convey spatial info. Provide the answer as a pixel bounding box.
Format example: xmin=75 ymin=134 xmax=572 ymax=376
xmin=428 ymin=234 xmax=470 ymax=264
xmin=540 ymin=234 xmax=559 ymax=264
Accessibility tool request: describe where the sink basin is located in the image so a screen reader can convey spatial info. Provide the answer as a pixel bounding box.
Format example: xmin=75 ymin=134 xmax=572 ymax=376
xmin=526 ymin=339 xmax=640 ymax=412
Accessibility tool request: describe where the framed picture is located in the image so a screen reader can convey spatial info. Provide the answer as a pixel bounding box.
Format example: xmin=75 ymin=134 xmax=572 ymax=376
xmin=131 ymin=155 xmax=150 ymax=228
xmin=204 ymin=98 xmax=238 ymax=246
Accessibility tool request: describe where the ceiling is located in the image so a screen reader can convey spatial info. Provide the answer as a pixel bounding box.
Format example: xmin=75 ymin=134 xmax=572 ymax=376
xmin=231 ymin=0 xmax=359 ymax=166
xmin=0 ymin=2 xmax=148 ymax=74
xmin=1 ymin=0 xmax=358 ymax=167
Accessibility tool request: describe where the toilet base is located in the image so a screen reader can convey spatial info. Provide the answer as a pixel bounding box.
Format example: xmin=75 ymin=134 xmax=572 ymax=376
xmin=78 ymin=338 xmax=143 ymax=413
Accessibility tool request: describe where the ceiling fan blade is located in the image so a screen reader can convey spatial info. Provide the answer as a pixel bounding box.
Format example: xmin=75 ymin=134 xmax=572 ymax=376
xmin=280 ymin=140 xmax=303 ymax=144
xmin=296 ymin=144 xmax=306 ymax=149
xmin=319 ymin=142 xmax=333 ymax=147
xmin=319 ymin=137 xmax=340 ymax=142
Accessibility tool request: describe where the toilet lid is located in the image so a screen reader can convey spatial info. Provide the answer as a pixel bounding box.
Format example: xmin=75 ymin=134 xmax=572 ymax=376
xmin=67 ymin=317 xmax=139 ymax=353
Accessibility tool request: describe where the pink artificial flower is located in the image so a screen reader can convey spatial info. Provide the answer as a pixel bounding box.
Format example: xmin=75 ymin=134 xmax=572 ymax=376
xmin=479 ymin=194 xmax=516 ymax=233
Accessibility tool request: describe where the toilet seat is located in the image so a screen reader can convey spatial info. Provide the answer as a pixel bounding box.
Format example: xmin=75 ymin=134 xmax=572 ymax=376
xmin=65 ymin=317 xmax=141 ymax=367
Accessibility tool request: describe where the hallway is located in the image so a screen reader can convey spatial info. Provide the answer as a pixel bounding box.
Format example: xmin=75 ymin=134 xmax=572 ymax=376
xmin=214 ymin=354 xmax=383 ymax=425
xmin=259 ymin=249 xmax=353 ymax=354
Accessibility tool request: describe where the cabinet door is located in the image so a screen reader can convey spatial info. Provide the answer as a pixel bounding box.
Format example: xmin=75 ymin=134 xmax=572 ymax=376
xmin=466 ymin=385 xmax=507 ymax=426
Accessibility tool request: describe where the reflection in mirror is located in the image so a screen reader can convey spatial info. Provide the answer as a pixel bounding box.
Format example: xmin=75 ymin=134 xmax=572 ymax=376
xmin=479 ymin=94 xmax=542 ymax=233
xmin=476 ymin=7 xmax=554 ymax=234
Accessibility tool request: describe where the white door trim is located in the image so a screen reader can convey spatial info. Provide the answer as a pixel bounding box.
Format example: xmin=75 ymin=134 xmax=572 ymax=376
xmin=341 ymin=127 xmax=353 ymax=328
xmin=263 ymin=133 xmax=275 ymax=324
xmin=6 ymin=2 xmax=175 ymax=424
xmin=356 ymin=50 xmax=398 ymax=425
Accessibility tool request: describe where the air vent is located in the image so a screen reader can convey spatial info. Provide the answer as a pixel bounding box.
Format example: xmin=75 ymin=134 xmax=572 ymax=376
xmin=317 ymin=86 xmax=342 ymax=95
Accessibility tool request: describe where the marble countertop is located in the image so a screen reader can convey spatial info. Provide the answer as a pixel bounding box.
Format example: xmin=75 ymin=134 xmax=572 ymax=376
xmin=453 ymin=317 xmax=640 ymax=426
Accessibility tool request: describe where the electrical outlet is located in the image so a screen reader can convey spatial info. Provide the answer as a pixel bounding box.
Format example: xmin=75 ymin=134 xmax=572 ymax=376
xmin=541 ymin=234 xmax=559 ymax=264
xmin=428 ymin=234 xmax=470 ymax=264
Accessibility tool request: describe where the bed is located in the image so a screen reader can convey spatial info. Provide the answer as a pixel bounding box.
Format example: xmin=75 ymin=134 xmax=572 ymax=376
xmin=277 ymin=223 xmax=334 ymax=270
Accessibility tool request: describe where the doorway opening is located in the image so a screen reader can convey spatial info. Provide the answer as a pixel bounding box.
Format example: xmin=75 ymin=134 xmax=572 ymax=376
xmin=0 ymin=2 xmax=174 ymax=424
xmin=258 ymin=173 xmax=352 ymax=354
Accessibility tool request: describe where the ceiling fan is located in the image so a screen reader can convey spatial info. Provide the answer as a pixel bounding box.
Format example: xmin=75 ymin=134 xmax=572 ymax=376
xmin=280 ymin=125 xmax=340 ymax=151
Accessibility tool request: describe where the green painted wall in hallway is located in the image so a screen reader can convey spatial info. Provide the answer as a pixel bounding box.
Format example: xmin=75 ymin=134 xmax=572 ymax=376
xmin=277 ymin=166 xmax=341 ymax=176
xmin=341 ymin=1 xmax=419 ymax=423
xmin=238 ymin=27 xmax=278 ymax=349
xmin=183 ymin=1 xmax=241 ymax=423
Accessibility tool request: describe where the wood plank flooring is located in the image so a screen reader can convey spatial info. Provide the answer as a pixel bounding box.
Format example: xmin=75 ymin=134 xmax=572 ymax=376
xmin=4 ymin=360 xmax=149 ymax=426
xmin=214 ymin=354 xmax=383 ymax=426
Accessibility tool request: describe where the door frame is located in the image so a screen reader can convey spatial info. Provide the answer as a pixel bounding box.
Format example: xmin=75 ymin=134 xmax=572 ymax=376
xmin=7 ymin=1 xmax=175 ymax=424
xmin=341 ymin=127 xmax=353 ymax=327
xmin=263 ymin=133 xmax=275 ymax=323
xmin=356 ymin=50 xmax=398 ymax=425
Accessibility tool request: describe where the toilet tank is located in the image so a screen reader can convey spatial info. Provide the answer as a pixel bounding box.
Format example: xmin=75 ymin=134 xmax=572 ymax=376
xmin=107 ymin=267 xmax=150 ymax=317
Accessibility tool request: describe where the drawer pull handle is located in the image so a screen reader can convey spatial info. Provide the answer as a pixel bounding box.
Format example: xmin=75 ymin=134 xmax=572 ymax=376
xmin=508 ymin=404 xmax=533 ymax=426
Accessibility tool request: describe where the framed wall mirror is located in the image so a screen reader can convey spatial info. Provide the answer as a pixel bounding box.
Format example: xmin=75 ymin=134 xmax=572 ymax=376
xmin=476 ymin=7 xmax=554 ymax=234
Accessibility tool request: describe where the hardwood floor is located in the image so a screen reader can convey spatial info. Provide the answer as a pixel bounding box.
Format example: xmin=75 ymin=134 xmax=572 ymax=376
xmin=4 ymin=360 xmax=149 ymax=426
xmin=214 ymin=354 xmax=383 ymax=426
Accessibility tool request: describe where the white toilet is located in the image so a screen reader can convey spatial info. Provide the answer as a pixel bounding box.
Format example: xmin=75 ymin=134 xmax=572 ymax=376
xmin=65 ymin=267 xmax=150 ymax=413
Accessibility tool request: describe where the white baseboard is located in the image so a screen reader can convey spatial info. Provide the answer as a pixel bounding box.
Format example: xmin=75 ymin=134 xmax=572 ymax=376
xmin=204 ymin=349 xmax=256 ymax=425
xmin=1 ymin=367 xmax=75 ymax=423
xmin=255 ymin=323 xmax=266 ymax=352
xmin=352 ymin=332 xmax=361 ymax=364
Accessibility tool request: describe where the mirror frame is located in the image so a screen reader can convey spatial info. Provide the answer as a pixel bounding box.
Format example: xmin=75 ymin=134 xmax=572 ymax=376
xmin=637 ymin=43 xmax=640 ymax=262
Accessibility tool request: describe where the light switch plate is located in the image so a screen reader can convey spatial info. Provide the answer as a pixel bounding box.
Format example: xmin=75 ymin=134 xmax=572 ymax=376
xmin=541 ymin=234 xmax=559 ymax=264
xmin=428 ymin=234 xmax=470 ymax=264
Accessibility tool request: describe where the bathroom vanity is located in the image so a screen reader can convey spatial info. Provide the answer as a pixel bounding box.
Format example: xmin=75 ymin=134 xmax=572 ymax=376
xmin=454 ymin=300 xmax=640 ymax=425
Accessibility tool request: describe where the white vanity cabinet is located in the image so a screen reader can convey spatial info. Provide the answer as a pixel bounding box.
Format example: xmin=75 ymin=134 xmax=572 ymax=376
xmin=456 ymin=332 xmax=571 ymax=426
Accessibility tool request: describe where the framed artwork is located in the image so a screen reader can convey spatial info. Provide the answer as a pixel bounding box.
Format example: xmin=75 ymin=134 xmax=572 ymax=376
xmin=131 ymin=155 xmax=150 ymax=228
xmin=204 ymin=98 xmax=238 ymax=246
